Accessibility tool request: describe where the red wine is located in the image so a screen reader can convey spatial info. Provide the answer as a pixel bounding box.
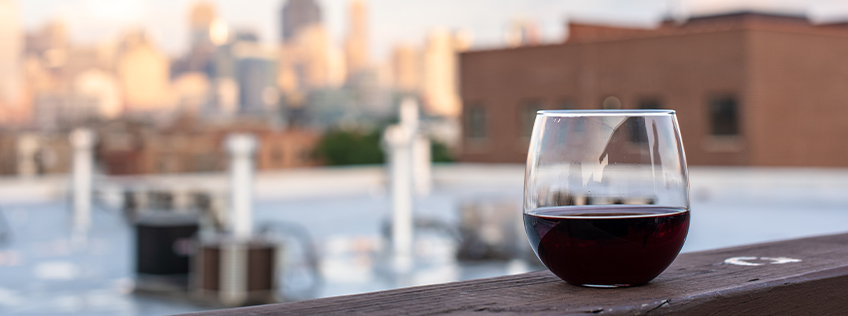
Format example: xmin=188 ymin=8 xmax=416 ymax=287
xmin=524 ymin=205 xmax=689 ymax=287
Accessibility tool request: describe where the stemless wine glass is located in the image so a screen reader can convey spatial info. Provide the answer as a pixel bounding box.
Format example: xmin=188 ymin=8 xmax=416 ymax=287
xmin=523 ymin=110 xmax=690 ymax=288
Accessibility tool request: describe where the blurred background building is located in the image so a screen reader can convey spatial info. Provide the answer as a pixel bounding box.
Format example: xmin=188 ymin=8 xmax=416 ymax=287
xmin=0 ymin=0 xmax=24 ymax=124
xmin=0 ymin=0 xmax=477 ymax=177
xmin=459 ymin=11 xmax=848 ymax=167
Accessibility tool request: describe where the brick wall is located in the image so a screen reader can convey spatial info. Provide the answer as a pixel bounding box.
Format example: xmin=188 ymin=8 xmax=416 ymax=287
xmin=459 ymin=12 xmax=848 ymax=167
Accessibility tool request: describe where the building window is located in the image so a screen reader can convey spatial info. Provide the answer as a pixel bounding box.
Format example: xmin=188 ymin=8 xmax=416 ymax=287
xmin=465 ymin=105 xmax=487 ymax=139
xmin=709 ymin=96 xmax=739 ymax=136
xmin=519 ymin=101 xmax=543 ymax=138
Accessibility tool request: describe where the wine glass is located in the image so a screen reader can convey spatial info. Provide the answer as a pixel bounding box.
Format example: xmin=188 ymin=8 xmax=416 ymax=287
xmin=523 ymin=110 xmax=690 ymax=287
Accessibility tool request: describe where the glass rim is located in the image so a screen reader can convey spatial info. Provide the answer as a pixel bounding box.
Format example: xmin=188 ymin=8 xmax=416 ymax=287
xmin=537 ymin=109 xmax=675 ymax=117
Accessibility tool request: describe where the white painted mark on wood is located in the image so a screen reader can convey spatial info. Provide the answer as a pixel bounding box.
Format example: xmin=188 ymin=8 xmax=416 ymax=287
xmin=724 ymin=256 xmax=802 ymax=266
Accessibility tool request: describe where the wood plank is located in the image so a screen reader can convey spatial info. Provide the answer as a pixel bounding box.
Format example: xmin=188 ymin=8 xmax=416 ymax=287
xmin=177 ymin=232 xmax=848 ymax=315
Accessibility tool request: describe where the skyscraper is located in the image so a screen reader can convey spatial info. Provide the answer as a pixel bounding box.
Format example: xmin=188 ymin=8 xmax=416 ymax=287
xmin=190 ymin=1 xmax=217 ymax=49
xmin=174 ymin=2 xmax=219 ymax=79
xmin=231 ymin=36 xmax=278 ymax=114
xmin=117 ymin=31 xmax=172 ymax=112
xmin=344 ymin=0 xmax=369 ymax=78
xmin=73 ymin=69 xmax=122 ymax=119
xmin=0 ymin=0 xmax=23 ymax=123
xmin=423 ymin=29 xmax=471 ymax=117
xmin=278 ymin=24 xmax=334 ymax=93
xmin=24 ymin=20 xmax=66 ymax=57
xmin=391 ymin=44 xmax=421 ymax=92
xmin=171 ymin=72 xmax=210 ymax=114
xmin=295 ymin=24 xmax=333 ymax=89
xmin=280 ymin=0 xmax=322 ymax=43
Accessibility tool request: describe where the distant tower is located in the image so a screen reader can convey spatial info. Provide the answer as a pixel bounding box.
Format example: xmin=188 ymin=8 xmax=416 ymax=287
xmin=391 ymin=44 xmax=421 ymax=92
xmin=294 ymin=25 xmax=332 ymax=88
xmin=190 ymin=1 xmax=217 ymax=49
xmin=344 ymin=0 xmax=369 ymax=78
xmin=230 ymin=31 xmax=278 ymax=114
xmin=0 ymin=0 xmax=22 ymax=122
xmin=280 ymin=0 xmax=322 ymax=43
xmin=26 ymin=20 xmax=67 ymax=57
xmin=117 ymin=31 xmax=172 ymax=112
xmin=423 ymin=29 xmax=471 ymax=117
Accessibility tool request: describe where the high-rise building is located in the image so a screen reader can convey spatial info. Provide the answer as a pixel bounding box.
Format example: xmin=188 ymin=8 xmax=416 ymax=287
xmin=117 ymin=31 xmax=172 ymax=112
xmin=0 ymin=0 xmax=23 ymax=124
xmin=24 ymin=20 xmax=67 ymax=58
xmin=294 ymin=24 xmax=331 ymax=89
xmin=209 ymin=29 xmax=260 ymax=116
xmin=423 ymin=29 xmax=471 ymax=117
xmin=190 ymin=1 xmax=217 ymax=49
xmin=344 ymin=0 xmax=369 ymax=78
xmin=73 ymin=69 xmax=122 ymax=119
xmin=174 ymin=2 xmax=219 ymax=78
xmin=280 ymin=0 xmax=322 ymax=43
xmin=171 ymin=72 xmax=210 ymax=114
xmin=22 ymin=21 xmax=62 ymax=121
xmin=327 ymin=45 xmax=347 ymax=88
xmin=232 ymin=41 xmax=278 ymax=114
xmin=391 ymin=44 xmax=421 ymax=92
xmin=276 ymin=44 xmax=299 ymax=95
xmin=278 ymin=23 xmax=343 ymax=93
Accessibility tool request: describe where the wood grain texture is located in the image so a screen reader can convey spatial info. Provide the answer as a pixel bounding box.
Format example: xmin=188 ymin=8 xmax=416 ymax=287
xmin=177 ymin=232 xmax=848 ymax=315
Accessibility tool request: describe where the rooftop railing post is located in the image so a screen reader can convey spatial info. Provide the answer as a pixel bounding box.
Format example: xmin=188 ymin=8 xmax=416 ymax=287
xmin=383 ymin=97 xmax=423 ymax=274
xmin=16 ymin=133 xmax=39 ymax=178
xmin=225 ymin=134 xmax=258 ymax=239
xmin=70 ymin=128 xmax=96 ymax=235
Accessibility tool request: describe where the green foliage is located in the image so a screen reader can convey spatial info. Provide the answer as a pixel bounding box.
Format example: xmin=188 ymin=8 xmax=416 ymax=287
xmin=315 ymin=129 xmax=456 ymax=166
xmin=316 ymin=129 xmax=385 ymax=165
xmin=431 ymin=140 xmax=454 ymax=163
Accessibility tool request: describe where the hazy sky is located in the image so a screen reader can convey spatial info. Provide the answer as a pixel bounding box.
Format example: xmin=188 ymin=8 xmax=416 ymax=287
xmin=16 ymin=0 xmax=848 ymax=60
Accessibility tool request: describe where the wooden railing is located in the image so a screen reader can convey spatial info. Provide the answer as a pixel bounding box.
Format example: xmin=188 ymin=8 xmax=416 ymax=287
xmin=177 ymin=232 xmax=848 ymax=315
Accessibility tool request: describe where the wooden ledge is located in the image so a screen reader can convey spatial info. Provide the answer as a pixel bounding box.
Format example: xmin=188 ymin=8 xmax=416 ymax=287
xmin=178 ymin=232 xmax=848 ymax=315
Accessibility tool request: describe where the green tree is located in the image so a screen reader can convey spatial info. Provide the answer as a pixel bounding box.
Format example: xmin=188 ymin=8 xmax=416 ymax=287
xmin=315 ymin=129 xmax=455 ymax=165
xmin=316 ymin=129 xmax=384 ymax=165
xmin=431 ymin=140 xmax=453 ymax=163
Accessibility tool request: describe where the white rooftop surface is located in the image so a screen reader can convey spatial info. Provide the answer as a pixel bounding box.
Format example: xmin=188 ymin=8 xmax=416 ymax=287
xmin=0 ymin=164 xmax=847 ymax=315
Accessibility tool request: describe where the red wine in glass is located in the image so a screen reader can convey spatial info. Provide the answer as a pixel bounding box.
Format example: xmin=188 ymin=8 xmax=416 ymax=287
xmin=524 ymin=205 xmax=689 ymax=287
xmin=524 ymin=110 xmax=690 ymax=286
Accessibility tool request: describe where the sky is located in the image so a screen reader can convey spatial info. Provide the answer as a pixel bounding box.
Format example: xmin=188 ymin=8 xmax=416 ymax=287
xmin=15 ymin=0 xmax=848 ymax=60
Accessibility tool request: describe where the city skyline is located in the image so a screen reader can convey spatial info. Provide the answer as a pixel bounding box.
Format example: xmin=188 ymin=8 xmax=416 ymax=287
xmin=16 ymin=0 xmax=848 ymax=60
xmin=4 ymin=0 xmax=848 ymax=126
xmin=2 ymin=0 xmax=474 ymax=128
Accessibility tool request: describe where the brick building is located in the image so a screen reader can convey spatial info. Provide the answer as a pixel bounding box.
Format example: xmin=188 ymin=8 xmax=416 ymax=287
xmin=0 ymin=118 xmax=322 ymax=177
xmin=97 ymin=118 xmax=321 ymax=175
xmin=459 ymin=12 xmax=848 ymax=166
